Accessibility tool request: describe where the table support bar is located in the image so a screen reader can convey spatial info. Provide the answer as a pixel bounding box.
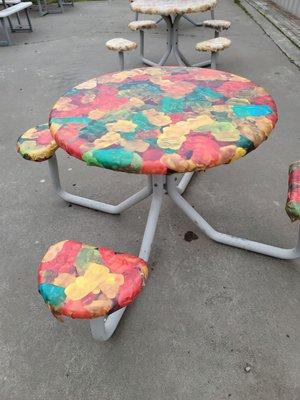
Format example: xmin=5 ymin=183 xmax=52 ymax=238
xmin=48 ymin=155 xmax=152 ymax=214
xmin=167 ymin=176 xmax=300 ymax=260
xmin=90 ymin=176 xmax=165 ymax=341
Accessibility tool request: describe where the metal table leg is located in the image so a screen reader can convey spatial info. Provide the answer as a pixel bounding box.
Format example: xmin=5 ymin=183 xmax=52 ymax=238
xmin=167 ymin=175 xmax=300 ymax=260
xmin=141 ymin=14 xmax=190 ymax=67
xmin=48 ymin=155 xmax=153 ymax=214
xmin=172 ymin=14 xmax=191 ymax=66
xmin=90 ymin=175 xmax=165 ymax=341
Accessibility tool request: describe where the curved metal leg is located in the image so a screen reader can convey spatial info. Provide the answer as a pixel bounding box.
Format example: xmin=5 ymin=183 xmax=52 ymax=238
xmin=140 ymin=14 xmax=193 ymax=67
xmin=183 ymin=14 xmax=203 ymax=27
xmin=167 ymin=176 xmax=300 ymax=260
xmin=90 ymin=176 xmax=165 ymax=341
xmin=90 ymin=308 xmax=126 ymax=341
xmin=173 ymin=14 xmax=191 ymax=66
xmin=141 ymin=15 xmax=172 ymax=66
xmin=48 ymin=155 xmax=152 ymax=214
xmin=177 ymin=172 xmax=195 ymax=194
xmin=211 ymin=52 xmax=218 ymax=69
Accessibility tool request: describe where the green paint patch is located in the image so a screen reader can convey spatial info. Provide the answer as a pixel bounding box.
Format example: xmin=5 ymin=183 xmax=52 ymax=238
xmin=75 ymin=247 xmax=101 ymax=271
xmin=237 ymin=135 xmax=254 ymax=151
xmin=132 ymin=113 xmax=155 ymax=131
xmin=83 ymin=148 xmax=135 ymax=170
xmin=160 ymin=97 xmax=185 ymax=113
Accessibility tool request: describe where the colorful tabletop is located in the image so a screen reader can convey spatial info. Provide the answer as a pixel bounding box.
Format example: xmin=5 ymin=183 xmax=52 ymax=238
xmin=130 ymin=0 xmax=217 ymax=16
xmin=49 ymin=67 xmax=278 ymax=175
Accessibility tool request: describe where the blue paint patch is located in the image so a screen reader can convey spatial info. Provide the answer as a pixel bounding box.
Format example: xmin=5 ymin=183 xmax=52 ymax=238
xmin=38 ymin=283 xmax=66 ymax=306
xmin=232 ymin=104 xmax=272 ymax=118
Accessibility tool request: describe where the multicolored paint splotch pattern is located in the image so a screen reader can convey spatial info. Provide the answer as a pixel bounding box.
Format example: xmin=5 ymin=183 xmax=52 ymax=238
xmin=49 ymin=67 xmax=278 ymax=175
xmin=38 ymin=241 xmax=148 ymax=319
xmin=17 ymin=124 xmax=58 ymax=162
xmin=286 ymin=161 xmax=300 ymax=222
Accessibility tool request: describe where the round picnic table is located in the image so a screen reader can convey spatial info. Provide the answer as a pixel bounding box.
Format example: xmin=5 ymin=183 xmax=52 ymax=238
xmin=49 ymin=65 xmax=279 ymax=261
xmin=130 ymin=0 xmax=218 ymax=66
xmin=49 ymin=67 xmax=277 ymax=176
xmin=48 ymin=66 xmax=282 ymax=339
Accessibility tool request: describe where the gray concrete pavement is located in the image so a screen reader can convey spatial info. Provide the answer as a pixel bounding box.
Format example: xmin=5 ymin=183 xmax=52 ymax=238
xmin=0 ymin=1 xmax=299 ymax=399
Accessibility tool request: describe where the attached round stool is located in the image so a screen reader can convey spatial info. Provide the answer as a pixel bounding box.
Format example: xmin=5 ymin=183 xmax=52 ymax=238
xmin=38 ymin=240 xmax=148 ymax=320
xmin=195 ymin=37 xmax=231 ymax=69
xmin=105 ymin=38 xmax=138 ymax=71
xmin=203 ymin=19 xmax=231 ymax=31
xmin=128 ymin=20 xmax=157 ymax=31
xmin=17 ymin=124 xmax=58 ymax=162
xmin=286 ymin=161 xmax=300 ymax=222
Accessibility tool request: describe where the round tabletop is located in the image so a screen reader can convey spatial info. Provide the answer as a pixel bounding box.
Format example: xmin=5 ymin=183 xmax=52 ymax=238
xmin=130 ymin=0 xmax=217 ymax=16
xmin=49 ymin=67 xmax=278 ymax=175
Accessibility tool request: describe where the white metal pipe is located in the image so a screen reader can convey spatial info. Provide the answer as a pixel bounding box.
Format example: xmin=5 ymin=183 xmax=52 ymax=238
xmin=89 ymin=308 xmax=126 ymax=342
xmin=48 ymin=155 xmax=152 ymax=214
xmin=90 ymin=176 xmax=165 ymax=341
xmin=138 ymin=175 xmax=165 ymax=261
xmin=177 ymin=172 xmax=195 ymax=194
xmin=167 ymin=176 xmax=300 ymax=260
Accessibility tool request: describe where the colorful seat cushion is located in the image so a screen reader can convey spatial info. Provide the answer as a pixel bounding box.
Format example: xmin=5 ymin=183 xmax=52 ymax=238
xmin=203 ymin=19 xmax=231 ymax=30
xmin=128 ymin=20 xmax=157 ymax=31
xmin=49 ymin=67 xmax=278 ymax=175
xmin=17 ymin=124 xmax=58 ymax=162
xmin=131 ymin=0 xmax=217 ymax=16
xmin=106 ymin=38 xmax=138 ymax=52
xmin=286 ymin=161 xmax=300 ymax=222
xmin=195 ymin=37 xmax=231 ymax=52
xmin=38 ymin=240 xmax=148 ymax=319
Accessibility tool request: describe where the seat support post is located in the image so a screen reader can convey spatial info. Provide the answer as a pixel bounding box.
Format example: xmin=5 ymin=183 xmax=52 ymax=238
xmin=90 ymin=175 xmax=165 ymax=341
xmin=0 ymin=18 xmax=11 ymax=46
xmin=139 ymin=29 xmax=144 ymax=58
xmin=118 ymin=51 xmax=125 ymax=71
xmin=211 ymin=52 xmax=218 ymax=69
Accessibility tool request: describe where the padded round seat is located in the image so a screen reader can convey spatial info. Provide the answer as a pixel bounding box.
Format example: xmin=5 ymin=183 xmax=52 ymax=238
xmin=203 ymin=19 xmax=231 ymax=30
xmin=38 ymin=240 xmax=148 ymax=319
xmin=17 ymin=124 xmax=58 ymax=161
xmin=286 ymin=161 xmax=300 ymax=222
xmin=196 ymin=37 xmax=231 ymax=52
xmin=106 ymin=38 xmax=138 ymax=52
xmin=128 ymin=20 xmax=157 ymax=31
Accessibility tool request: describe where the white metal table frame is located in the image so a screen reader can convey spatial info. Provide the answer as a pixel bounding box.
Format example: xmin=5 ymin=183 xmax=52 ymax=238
xmin=47 ymin=158 xmax=300 ymax=341
xmin=138 ymin=12 xmax=214 ymax=67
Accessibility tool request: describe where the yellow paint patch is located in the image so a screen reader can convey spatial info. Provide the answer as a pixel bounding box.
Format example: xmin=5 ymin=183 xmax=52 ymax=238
xmin=75 ymin=79 xmax=97 ymax=90
xmin=121 ymin=138 xmax=149 ymax=152
xmin=143 ymin=109 xmax=172 ymax=127
xmin=231 ymin=147 xmax=246 ymax=162
xmin=106 ymin=120 xmax=137 ymax=133
xmin=94 ymin=132 xmax=121 ymax=149
xmin=65 ymin=263 xmax=124 ymax=301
